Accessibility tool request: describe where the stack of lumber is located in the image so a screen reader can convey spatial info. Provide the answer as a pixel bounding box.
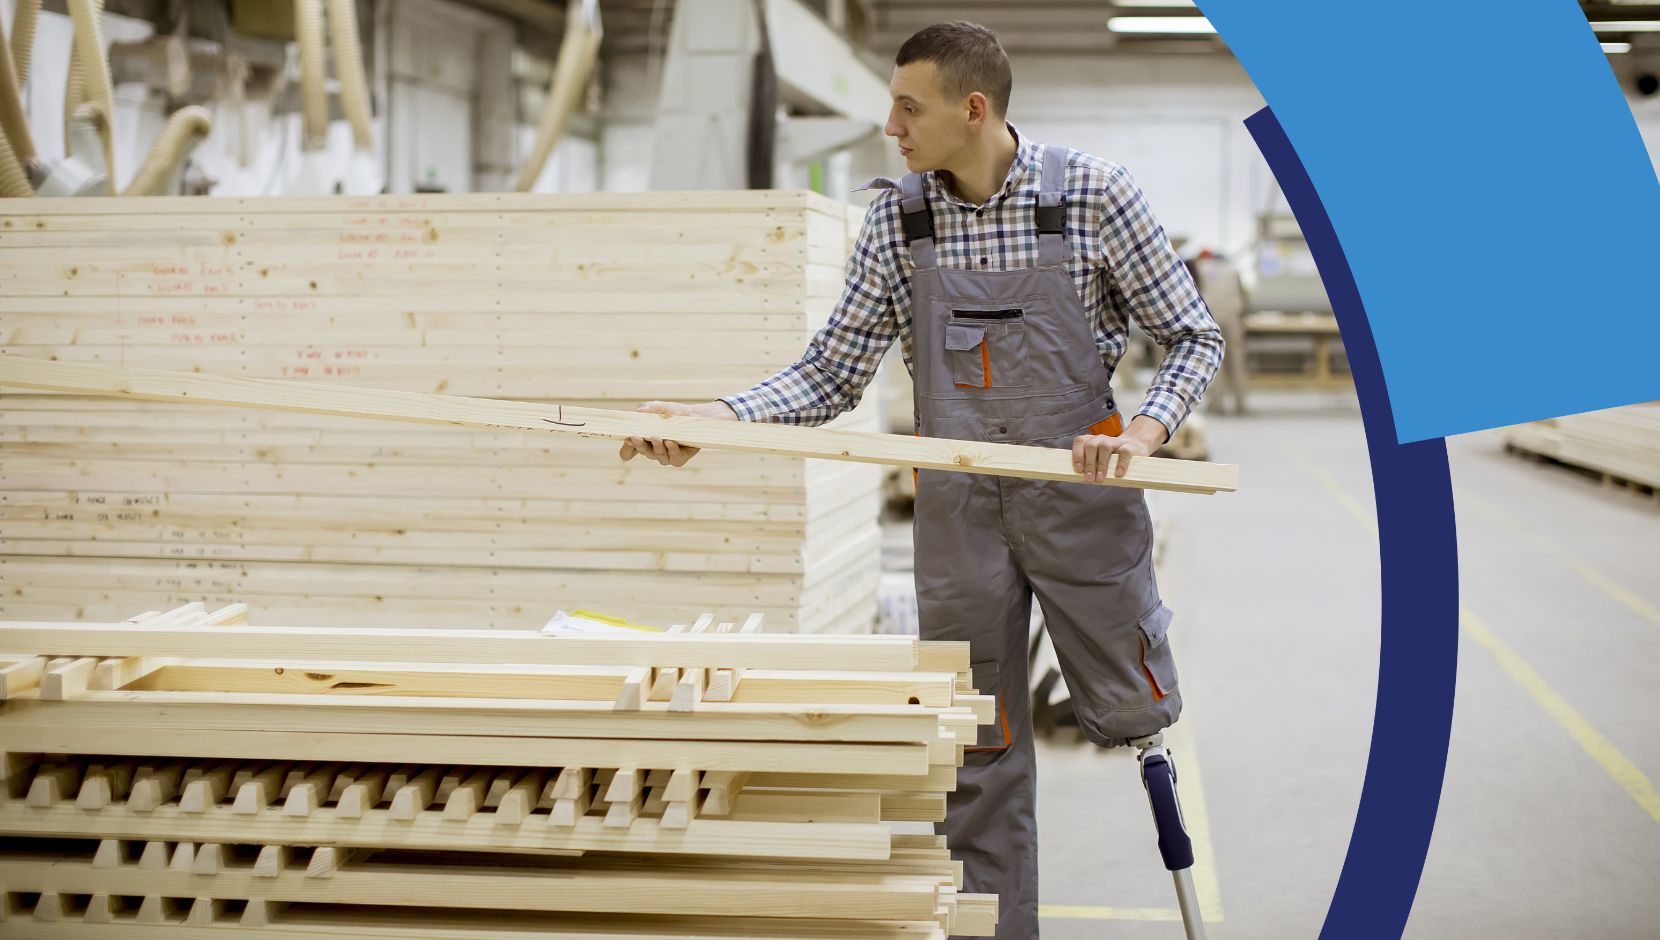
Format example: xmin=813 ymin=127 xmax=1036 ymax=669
xmin=0 ymin=603 xmax=998 ymax=938
xmin=0 ymin=193 xmax=880 ymax=631
xmin=1502 ymin=402 xmax=1660 ymax=494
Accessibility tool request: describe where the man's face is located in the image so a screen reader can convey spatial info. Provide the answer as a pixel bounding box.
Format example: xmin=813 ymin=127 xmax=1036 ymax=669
xmin=885 ymin=60 xmax=972 ymax=173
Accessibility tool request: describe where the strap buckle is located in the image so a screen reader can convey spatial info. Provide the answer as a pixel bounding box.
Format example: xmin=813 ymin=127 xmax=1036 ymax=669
xmin=901 ymin=207 xmax=934 ymax=243
xmin=1035 ymin=202 xmax=1066 ymax=235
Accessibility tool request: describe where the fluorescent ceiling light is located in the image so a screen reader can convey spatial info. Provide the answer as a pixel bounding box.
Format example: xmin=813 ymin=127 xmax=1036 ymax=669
xmin=1590 ymin=20 xmax=1660 ymax=30
xmin=1107 ymin=16 xmax=1216 ymax=34
xmin=1601 ymin=41 xmax=1633 ymax=53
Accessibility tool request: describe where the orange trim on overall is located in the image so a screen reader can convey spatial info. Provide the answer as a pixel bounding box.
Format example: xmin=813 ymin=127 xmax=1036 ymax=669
xmin=1138 ymin=635 xmax=1168 ymax=702
xmin=965 ymin=696 xmax=1014 ymax=753
xmin=954 ymin=338 xmax=993 ymax=390
xmin=1088 ymin=413 xmax=1124 ymax=437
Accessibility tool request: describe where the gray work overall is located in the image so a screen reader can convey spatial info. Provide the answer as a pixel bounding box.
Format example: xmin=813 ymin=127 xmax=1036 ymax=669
xmin=897 ymin=144 xmax=1183 ymax=938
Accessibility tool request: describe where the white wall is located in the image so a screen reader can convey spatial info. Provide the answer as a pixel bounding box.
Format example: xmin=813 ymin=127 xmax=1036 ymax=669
xmin=1008 ymin=53 xmax=1270 ymax=259
xmin=598 ymin=49 xmax=896 ymax=196
xmin=597 ymin=52 xmax=657 ymax=192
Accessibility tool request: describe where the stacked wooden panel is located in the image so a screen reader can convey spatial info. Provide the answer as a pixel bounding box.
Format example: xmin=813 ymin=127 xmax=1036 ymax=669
xmin=1502 ymin=402 xmax=1660 ymax=493
xmin=0 ymin=193 xmax=880 ymax=631
xmin=0 ymin=604 xmax=997 ymax=938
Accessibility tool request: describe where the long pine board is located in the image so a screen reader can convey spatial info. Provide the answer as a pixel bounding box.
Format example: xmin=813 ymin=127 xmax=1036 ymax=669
xmin=0 ymin=355 xmax=1238 ymax=494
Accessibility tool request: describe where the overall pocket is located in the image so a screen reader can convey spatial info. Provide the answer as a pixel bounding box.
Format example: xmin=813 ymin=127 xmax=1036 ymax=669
xmin=945 ymin=310 xmax=1031 ymax=389
xmin=945 ymin=322 xmax=988 ymax=389
xmin=1136 ymin=602 xmax=1179 ymax=701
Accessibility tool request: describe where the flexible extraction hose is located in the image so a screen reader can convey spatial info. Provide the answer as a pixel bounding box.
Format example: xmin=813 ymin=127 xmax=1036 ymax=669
xmin=63 ymin=46 xmax=84 ymax=151
xmin=0 ymin=10 xmax=36 ymax=164
xmin=515 ymin=0 xmax=601 ymax=191
xmin=0 ymin=126 xmax=31 ymax=196
xmin=10 ymin=0 xmax=40 ymax=92
xmin=66 ymin=0 xmax=115 ymax=183
xmin=295 ymin=0 xmax=329 ymax=151
xmin=326 ymin=0 xmax=372 ymax=150
xmin=122 ymin=104 xmax=211 ymax=195
xmin=28 ymin=101 xmax=108 ymax=196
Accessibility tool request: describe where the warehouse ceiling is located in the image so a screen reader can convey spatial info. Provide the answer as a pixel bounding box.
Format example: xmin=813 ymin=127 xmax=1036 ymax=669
xmin=870 ymin=0 xmax=1225 ymax=57
xmin=587 ymin=0 xmax=1227 ymax=59
xmin=456 ymin=0 xmax=1660 ymax=61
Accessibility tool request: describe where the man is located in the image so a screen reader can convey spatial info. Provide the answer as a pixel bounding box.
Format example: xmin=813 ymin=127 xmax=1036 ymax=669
xmin=621 ymin=22 xmax=1222 ymax=939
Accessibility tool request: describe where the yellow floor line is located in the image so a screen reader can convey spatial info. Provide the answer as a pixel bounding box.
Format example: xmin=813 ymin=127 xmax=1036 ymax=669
xmin=1035 ymin=714 xmax=1226 ymax=923
xmin=1462 ymin=497 xmax=1660 ymax=627
xmin=1460 ymin=607 xmax=1660 ymax=826
xmin=1288 ymin=447 xmax=1660 ymax=828
xmin=1164 ymin=722 xmax=1226 ymax=922
xmin=1285 ymin=448 xmax=1378 ymax=536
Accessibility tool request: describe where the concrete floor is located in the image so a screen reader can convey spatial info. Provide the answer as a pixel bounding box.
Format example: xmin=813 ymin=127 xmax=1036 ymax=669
xmin=891 ymin=390 xmax=1660 ymax=938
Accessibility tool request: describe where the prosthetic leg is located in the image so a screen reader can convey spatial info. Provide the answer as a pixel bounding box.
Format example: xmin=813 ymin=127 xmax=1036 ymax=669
xmin=1132 ymin=732 xmax=1206 ymax=940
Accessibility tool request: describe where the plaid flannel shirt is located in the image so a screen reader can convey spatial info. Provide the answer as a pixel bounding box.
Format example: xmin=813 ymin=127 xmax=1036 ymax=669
xmin=723 ymin=126 xmax=1223 ymax=438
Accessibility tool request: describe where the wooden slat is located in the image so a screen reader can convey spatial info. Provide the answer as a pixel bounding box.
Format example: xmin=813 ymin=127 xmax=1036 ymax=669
xmin=0 ymin=356 xmax=1239 ymax=494
xmin=0 ymin=726 xmax=932 ymax=776
xmin=0 ymin=622 xmax=923 ymax=670
xmin=0 ymin=910 xmax=955 ymax=939
xmin=0 ymin=656 xmax=47 ymax=698
xmin=0 ymin=856 xmax=947 ymax=921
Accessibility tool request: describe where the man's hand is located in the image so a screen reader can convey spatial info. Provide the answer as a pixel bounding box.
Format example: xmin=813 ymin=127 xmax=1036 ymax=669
xmin=1071 ymin=416 xmax=1169 ymax=482
xmin=619 ymin=400 xmax=738 ymax=468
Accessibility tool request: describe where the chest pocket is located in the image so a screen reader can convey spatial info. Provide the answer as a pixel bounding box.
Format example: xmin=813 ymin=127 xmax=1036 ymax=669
xmin=945 ymin=311 xmax=1031 ymax=390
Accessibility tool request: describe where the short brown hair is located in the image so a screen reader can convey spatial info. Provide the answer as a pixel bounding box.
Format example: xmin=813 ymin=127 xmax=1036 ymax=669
xmin=895 ymin=22 xmax=1012 ymax=117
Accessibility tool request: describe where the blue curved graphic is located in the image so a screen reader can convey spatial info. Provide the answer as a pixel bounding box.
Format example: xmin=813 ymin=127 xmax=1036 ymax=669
xmin=1204 ymin=2 xmax=1660 ymax=442
xmin=1245 ymin=108 xmax=1460 ymax=939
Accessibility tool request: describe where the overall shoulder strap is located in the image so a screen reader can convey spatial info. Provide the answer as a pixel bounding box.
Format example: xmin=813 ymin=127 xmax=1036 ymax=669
xmin=897 ymin=172 xmax=937 ymax=270
xmin=1035 ymin=145 xmax=1069 ymax=267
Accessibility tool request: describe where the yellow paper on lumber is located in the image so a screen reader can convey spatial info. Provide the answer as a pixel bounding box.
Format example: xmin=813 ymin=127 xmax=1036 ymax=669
xmin=542 ymin=610 xmax=662 ymax=636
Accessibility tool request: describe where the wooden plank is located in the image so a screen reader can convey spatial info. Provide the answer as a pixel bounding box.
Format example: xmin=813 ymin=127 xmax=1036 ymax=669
xmin=0 ymin=910 xmax=955 ymax=939
xmin=0 ymin=356 xmax=1239 ymax=494
xmin=914 ymin=643 xmax=972 ymax=676
xmin=0 ymin=622 xmax=919 ymax=671
xmin=178 ymin=761 xmax=237 ymax=813
xmin=126 ymin=762 xmax=184 ymax=812
xmin=0 ymin=726 xmax=933 ymax=776
xmin=748 ymin=765 xmax=958 ymax=793
xmin=0 ymin=856 xmax=947 ymax=921
xmin=335 ymin=765 xmax=390 ymax=818
xmin=2 ymin=694 xmax=959 ymax=756
xmin=25 ymin=761 xmax=81 ymax=807
xmin=0 ymin=188 xmax=831 ymax=214
xmin=0 ymin=656 xmax=47 ymax=699
xmin=40 ymin=657 xmax=97 ymax=700
xmin=74 ymin=760 xmax=135 ymax=810
xmin=89 ymin=602 xmax=245 ymax=691
xmin=231 ymin=762 xmax=290 ymax=814
xmin=441 ymin=768 xmax=492 ymax=821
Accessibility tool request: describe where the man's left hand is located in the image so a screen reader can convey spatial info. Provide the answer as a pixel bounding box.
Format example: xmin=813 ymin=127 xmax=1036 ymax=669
xmin=1072 ymin=432 xmax=1154 ymax=483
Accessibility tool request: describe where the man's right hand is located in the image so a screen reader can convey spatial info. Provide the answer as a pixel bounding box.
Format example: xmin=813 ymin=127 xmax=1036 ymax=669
xmin=619 ymin=400 xmax=738 ymax=468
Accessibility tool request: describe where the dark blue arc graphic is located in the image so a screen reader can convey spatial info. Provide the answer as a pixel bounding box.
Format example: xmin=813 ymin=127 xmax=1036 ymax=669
xmin=1243 ymin=107 xmax=1460 ymax=940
